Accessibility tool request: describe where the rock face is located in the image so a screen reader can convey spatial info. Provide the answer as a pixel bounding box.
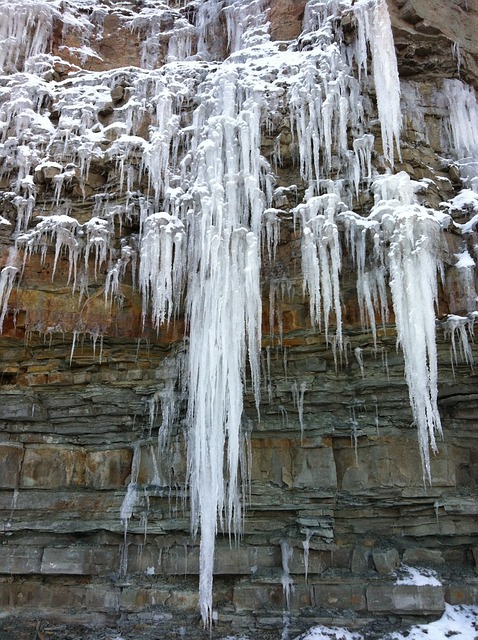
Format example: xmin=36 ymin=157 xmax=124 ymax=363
xmin=0 ymin=0 xmax=477 ymax=637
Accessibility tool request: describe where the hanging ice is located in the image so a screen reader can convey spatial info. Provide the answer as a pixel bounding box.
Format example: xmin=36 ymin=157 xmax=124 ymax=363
xmin=0 ymin=0 xmax=476 ymax=627
xmin=442 ymin=79 xmax=478 ymax=159
xmin=295 ymin=193 xmax=344 ymax=349
xmin=181 ymin=66 xmax=265 ymax=624
xmin=353 ymin=0 xmax=402 ymax=166
xmin=359 ymin=173 xmax=445 ymax=480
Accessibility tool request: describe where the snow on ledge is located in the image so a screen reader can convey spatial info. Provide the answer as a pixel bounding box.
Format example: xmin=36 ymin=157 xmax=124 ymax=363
xmin=294 ymin=604 xmax=478 ymax=640
xmin=394 ymin=564 xmax=442 ymax=587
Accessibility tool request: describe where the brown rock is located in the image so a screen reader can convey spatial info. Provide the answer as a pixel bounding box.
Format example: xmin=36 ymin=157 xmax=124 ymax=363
xmin=270 ymin=0 xmax=308 ymax=41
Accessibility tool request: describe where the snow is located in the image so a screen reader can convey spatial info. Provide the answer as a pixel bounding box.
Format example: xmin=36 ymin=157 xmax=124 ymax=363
xmin=295 ymin=627 xmax=362 ymax=640
xmin=386 ymin=604 xmax=478 ymax=640
xmin=455 ymin=250 xmax=475 ymax=269
xmin=395 ymin=565 xmax=441 ymax=586
xmin=294 ymin=605 xmax=478 ymax=640
xmin=446 ymin=189 xmax=478 ymax=213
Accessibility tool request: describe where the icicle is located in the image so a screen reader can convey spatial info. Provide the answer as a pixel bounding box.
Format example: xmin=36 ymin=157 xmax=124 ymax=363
xmin=0 ymin=0 xmax=471 ymax=622
xmin=442 ymin=315 xmax=474 ymax=369
xmin=262 ymin=208 xmax=281 ymax=261
xmin=224 ymin=0 xmax=271 ymax=54
xmin=353 ymin=0 xmax=402 ymax=166
xmin=292 ymin=381 xmax=307 ymax=441
xmin=139 ymin=212 xmax=185 ymax=329
xmin=0 ymin=1 xmax=57 ymax=73
xmin=0 ymin=248 xmax=19 ymax=332
xmin=16 ymin=214 xmax=81 ymax=290
xmin=119 ymin=443 xmax=142 ymax=576
xmin=354 ymin=347 xmax=365 ymax=378
xmin=442 ymin=79 xmax=478 ymax=158
xmin=302 ymin=529 xmax=314 ymax=584
xmin=265 ymin=346 xmax=273 ymax=405
xmin=295 ymin=194 xmax=344 ymax=348
xmin=452 ymin=42 xmax=462 ymax=78
xmin=352 ymin=134 xmax=374 ymax=195
xmin=280 ymin=538 xmax=294 ymax=610
xmin=370 ymin=173 xmax=444 ymax=481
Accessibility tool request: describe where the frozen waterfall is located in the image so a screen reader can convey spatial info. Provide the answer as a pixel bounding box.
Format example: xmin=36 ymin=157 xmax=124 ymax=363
xmin=0 ymin=0 xmax=476 ymax=626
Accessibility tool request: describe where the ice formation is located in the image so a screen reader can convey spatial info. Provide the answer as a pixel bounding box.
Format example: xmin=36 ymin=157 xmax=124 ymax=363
xmin=0 ymin=0 xmax=477 ymax=626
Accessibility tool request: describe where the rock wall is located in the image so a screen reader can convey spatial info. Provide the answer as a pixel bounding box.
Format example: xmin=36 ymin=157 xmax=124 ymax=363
xmin=0 ymin=0 xmax=477 ymax=638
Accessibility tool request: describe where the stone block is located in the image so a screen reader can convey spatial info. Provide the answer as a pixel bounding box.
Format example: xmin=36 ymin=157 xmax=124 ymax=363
xmin=251 ymin=437 xmax=336 ymax=490
xmin=41 ymin=547 xmax=117 ymax=575
xmin=472 ymin=548 xmax=478 ymax=573
xmin=289 ymin=584 xmax=313 ymax=609
xmin=314 ymin=583 xmax=366 ymax=611
xmin=136 ymin=442 xmax=186 ymax=486
xmin=21 ymin=446 xmax=86 ymax=488
xmin=291 ymin=444 xmax=337 ymax=490
xmin=403 ymin=549 xmax=444 ymax=566
xmin=335 ymin=439 xmax=455 ymax=491
xmin=0 ymin=546 xmax=42 ymax=573
xmin=0 ymin=444 xmax=23 ymax=488
xmin=351 ymin=547 xmax=371 ymax=573
xmin=445 ymin=580 xmax=478 ymax=605
xmin=85 ymin=448 xmax=132 ymax=489
xmin=126 ymin=543 xmax=162 ymax=574
xmin=0 ymin=394 xmax=47 ymax=421
xmin=0 ymin=582 xmax=12 ymax=606
xmin=8 ymin=582 xmax=79 ymax=609
xmin=341 ymin=466 xmax=369 ymax=491
xmin=215 ymin=544 xmax=277 ymax=575
xmin=120 ymin=586 xmax=171 ymax=610
xmin=366 ymin=583 xmax=445 ymax=614
xmin=84 ymin=585 xmax=118 ymax=611
xmin=167 ymin=588 xmax=201 ymax=610
xmin=373 ymin=549 xmax=400 ymax=575
xmin=288 ymin=548 xmax=331 ymax=576
xmin=251 ymin=438 xmax=291 ymax=487
xmin=233 ymin=583 xmax=284 ymax=611
xmin=270 ymin=0 xmax=306 ymax=40
xmin=161 ymin=544 xmax=199 ymax=575
xmin=158 ymin=542 xmax=277 ymax=576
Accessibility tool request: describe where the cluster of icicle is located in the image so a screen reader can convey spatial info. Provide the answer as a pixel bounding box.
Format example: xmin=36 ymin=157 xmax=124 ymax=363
xmin=0 ymin=0 xmax=477 ymax=625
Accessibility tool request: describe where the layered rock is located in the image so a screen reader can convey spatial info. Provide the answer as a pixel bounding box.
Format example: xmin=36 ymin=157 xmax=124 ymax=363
xmin=0 ymin=0 xmax=477 ymax=638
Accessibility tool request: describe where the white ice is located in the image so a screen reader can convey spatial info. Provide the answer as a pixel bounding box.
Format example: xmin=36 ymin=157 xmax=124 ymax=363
xmin=0 ymin=0 xmax=475 ymax=627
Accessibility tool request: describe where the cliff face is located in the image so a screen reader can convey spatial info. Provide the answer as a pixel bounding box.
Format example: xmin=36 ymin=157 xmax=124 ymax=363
xmin=0 ymin=0 xmax=477 ymax=637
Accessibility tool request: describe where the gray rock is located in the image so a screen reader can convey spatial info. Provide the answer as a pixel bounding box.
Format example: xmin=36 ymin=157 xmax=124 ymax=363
xmin=366 ymin=583 xmax=445 ymax=614
xmin=373 ymin=549 xmax=400 ymax=575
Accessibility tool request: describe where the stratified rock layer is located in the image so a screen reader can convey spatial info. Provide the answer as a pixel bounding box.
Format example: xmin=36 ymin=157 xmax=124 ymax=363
xmin=0 ymin=0 xmax=477 ymax=638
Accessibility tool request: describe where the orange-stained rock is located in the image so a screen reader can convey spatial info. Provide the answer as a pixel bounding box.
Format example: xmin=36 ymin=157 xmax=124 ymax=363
xmin=270 ymin=0 xmax=307 ymax=41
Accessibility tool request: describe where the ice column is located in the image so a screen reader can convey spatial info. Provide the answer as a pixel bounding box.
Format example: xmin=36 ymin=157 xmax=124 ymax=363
xmin=295 ymin=193 xmax=344 ymax=349
xmin=353 ymin=0 xmax=402 ymax=166
xmin=442 ymin=79 xmax=478 ymax=159
xmin=183 ymin=68 xmax=265 ymax=624
xmin=371 ymin=173 xmax=444 ymax=480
